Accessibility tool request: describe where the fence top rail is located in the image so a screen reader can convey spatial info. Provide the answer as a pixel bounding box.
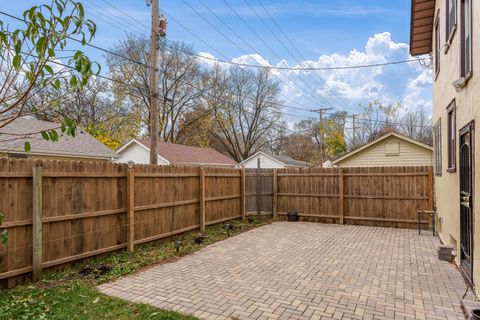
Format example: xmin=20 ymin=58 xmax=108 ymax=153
xmin=277 ymin=173 xmax=339 ymax=177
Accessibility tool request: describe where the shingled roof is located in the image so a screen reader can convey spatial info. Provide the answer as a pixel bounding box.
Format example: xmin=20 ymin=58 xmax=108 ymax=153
xmin=137 ymin=139 xmax=237 ymax=166
xmin=0 ymin=118 xmax=119 ymax=160
xmin=265 ymin=153 xmax=310 ymax=167
xmin=240 ymin=151 xmax=310 ymax=168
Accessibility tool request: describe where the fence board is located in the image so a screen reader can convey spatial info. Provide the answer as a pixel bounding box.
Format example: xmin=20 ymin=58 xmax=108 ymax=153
xmin=0 ymin=160 xmax=433 ymax=287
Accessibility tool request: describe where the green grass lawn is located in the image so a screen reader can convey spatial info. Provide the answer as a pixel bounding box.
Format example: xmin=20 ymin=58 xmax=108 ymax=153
xmin=0 ymin=217 xmax=270 ymax=320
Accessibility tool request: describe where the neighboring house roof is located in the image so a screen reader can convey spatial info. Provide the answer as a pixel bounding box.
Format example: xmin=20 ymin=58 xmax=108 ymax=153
xmin=332 ymin=132 xmax=433 ymax=165
xmin=409 ymin=0 xmax=435 ymax=56
xmin=0 ymin=118 xmax=119 ymax=160
xmin=241 ymin=151 xmax=310 ymax=168
xmin=118 ymin=139 xmax=237 ymax=166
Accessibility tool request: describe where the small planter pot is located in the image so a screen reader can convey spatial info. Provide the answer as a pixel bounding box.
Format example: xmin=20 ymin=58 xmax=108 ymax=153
xmin=287 ymin=212 xmax=299 ymax=222
xmin=472 ymin=309 xmax=480 ymax=320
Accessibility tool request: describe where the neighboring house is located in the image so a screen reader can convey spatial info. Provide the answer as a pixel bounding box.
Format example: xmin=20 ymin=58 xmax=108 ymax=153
xmin=0 ymin=118 xmax=119 ymax=161
xmin=116 ymin=139 xmax=237 ymax=167
xmin=332 ymin=132 xmax=433 ymax=167
xmin=410 ymin=0 xmax=479 ymax=285
xmin=240 ymin=151 xmax=310 ymax=169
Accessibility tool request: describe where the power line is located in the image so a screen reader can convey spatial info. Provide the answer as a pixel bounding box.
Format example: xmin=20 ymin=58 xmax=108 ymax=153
xmin=0 ymin=10 xmax=431 ymax=131
xmin=241 ymin=0 xmax=341 ymax=110
xmin=219 ymin=0 xmax=336 ymax=110
xmin=82 ymin=2 xmax=146 ymax=35
xmin=99 ymin=0 xmax=150 ymax=31
xmin=0 ymin=10 xmax=427 ymax=72
xmin=254 ymin=0 xmax=350 ymax=110
xmin=178 ymin=1 xmax=323 ymax=109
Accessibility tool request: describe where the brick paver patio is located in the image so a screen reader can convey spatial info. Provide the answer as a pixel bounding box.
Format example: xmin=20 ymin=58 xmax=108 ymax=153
xmin=99 ymin=222 xmax=471 ymax=319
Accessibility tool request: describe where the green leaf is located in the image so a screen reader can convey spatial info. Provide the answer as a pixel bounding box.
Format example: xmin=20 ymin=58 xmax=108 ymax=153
xmin=41 ymin=131 xmax=49 ymax=141
xmin=69 ymin=75 xmax=77 ymax=91
xmin=1 ymin=229 xmax=8 ymax=245
xmin=44 ymin=65 xmax=54 ymax=75
xmin=77 ymin=2 xmax=85 ymax=20
xmin=36 ymin=36 xmax=46 ymax=56
xmin=24 ymin=141 xmax=31 ymax=154
xmin=12 ymin=55 xmax=21 ymax=71
xmin=49 ymin=129 xmax=59 ymax=142
xmin=54 ymin=79 xmax=61 ymax=90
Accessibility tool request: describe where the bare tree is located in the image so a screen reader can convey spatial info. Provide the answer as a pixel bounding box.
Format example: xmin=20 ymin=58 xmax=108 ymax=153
xmin=204 ymin=65 xmax=282 ymax=162
xmin=399 ymin=106 xmax=432 ymax=145
xmin=27 ymin=77 xmax=139 ymax=149
xmin=107 ymin=35 xmax=206 ymax=143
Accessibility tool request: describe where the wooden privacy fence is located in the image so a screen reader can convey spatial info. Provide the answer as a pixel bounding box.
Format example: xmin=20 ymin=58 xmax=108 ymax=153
xmin=0 ymin=159 xmax=245 ymax=287
xmin=245 ymin=169 xmax=273 ymax=215
xmin=0 ymin=159 xmax=433 ymax=286
xmin=273 ymin=166 xmax=434 ymax=228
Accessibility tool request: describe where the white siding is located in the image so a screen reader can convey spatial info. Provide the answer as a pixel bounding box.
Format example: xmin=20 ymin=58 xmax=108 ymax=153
xmin=116 ymin=142 xmax=169 ymax=165
xmin=242 ymin=155 xmax=285 ymax=169
xmin=336 ymin=136 xmax=433 ymax=167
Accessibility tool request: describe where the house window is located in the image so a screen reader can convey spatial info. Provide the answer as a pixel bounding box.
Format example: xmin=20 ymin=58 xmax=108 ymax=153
xmin=447 ymin=100 xmax=456 ymax=171
xmin=435 ymin=11 xmax=441 ymax=78
xmin=461 ymin=0 xmax=472 ymax=78
xmin=434 ymin=119 xmax=442 ymax=176
xmin=446 ymin=0 xmax=457 ymax=44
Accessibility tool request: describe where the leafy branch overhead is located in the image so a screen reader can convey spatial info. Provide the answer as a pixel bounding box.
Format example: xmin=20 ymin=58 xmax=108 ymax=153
xmin=0 ymin=0 xmax=99 ymax=148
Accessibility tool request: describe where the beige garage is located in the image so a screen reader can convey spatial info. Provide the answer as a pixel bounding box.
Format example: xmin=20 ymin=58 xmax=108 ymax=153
xmin=332 ymin=132 xmax=433 ymax=167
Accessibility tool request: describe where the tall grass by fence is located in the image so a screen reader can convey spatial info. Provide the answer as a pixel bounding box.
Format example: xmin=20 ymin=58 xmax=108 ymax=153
xmin=0 ymin=159 xmax=433 ymax=287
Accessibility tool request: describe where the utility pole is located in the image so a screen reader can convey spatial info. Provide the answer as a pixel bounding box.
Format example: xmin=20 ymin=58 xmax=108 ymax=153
xmin=147 ymin=0 xmax=166 ymax=164
xmin=352 ymin=114 xmax=357 ymax=148
xmin=350 ymin=113 xmax=362 ymax=149
xmin=312 ymin=107 xmax=333 ymax=166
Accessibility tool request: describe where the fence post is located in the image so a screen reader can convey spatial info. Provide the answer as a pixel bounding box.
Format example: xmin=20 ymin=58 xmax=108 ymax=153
xmin=32 ymin=166 xmax=43 ymax=281
xmin=427 ymin=166 xmax=433 ymax=210
xmin=199 ymin=167 xmax=206 ymax=232
xmin=240 ymin=166 xmax=246 ymax=221
xmin=338 ymin=169 xmax=344 ymax=225
xmin=256 ymin=159 xmax=262 ymax=216
xmin=272 ymin=169 xmax=278 ymax=219
xmin=127 ymin=166 xmax=135 ymax=252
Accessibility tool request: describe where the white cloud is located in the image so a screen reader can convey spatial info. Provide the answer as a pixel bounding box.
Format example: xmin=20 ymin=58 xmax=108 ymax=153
xmin=197 ymin=32 xmax=432 ymax=118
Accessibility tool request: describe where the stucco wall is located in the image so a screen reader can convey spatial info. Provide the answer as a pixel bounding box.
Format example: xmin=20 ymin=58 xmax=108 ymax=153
xmin=432 ymin=0 xmax=480 ymax=286
xmin=335 ymin=136 xmax=433 ymax=167
xmin=116 ymin=142 xmax=169 ymax=165
xmin=242 ymin=155 xmax=285 ymax=169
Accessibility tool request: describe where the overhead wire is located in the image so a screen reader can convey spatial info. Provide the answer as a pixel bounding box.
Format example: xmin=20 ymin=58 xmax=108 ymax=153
xmin=0 ymin=10 xmax=431 ymax=132
xmin=253 ymin=0 xmax=351 ymax=110
xmin=219 ymin=0 xmax=338 ymax=110
xmin=77 ymin=3 xmax=318 ymax=114
xmin=178 ymin=0 xmax=322 ymax=110
xmin=241 ymin=0 xmax=342 ymax=110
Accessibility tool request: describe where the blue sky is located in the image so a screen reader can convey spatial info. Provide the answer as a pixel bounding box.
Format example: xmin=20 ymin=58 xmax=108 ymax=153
xmin=1 ymin=0 xmax=432 ymax=121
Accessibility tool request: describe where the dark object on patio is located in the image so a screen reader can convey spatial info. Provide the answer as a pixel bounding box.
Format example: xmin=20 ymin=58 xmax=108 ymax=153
xmin=174 ymin=239 xmax=182 ymax=253
xmin=471 ymin=309 xmax=480 ymax=320
xmin=223 ymin=223 xmax=233 ymax=237
xmin=438 ymin=245 xmax=454 ymax=261
xmin=248 ymin=216 xmax=255 ymax=223
xmin=287 ymin=212 xmax=299 ymax=222
xmin=193 ymin=235 xmax=205 ymax=244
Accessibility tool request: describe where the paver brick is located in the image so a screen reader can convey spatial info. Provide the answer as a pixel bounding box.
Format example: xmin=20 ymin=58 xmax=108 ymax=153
xmin=98 ymin=222 xmax=472 ymax=319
